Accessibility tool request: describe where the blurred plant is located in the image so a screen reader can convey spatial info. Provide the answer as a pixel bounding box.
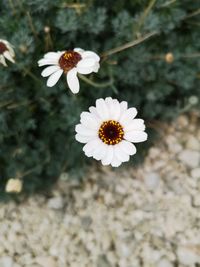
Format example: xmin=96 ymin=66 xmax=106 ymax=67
xmin=0 ymin=0 xmax=199 ymax=195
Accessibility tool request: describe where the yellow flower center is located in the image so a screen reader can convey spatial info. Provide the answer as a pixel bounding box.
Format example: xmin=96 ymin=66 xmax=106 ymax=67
xmin=59 ymin=51 xmax=82 ymax=73
xmin=98 ymin=120 xmax=124 ymax=145
xmin=0 ymin=42 xmax=8 ymax=54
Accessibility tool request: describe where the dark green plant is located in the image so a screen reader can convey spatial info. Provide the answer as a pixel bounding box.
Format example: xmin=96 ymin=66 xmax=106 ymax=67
xmin=0 ymin=0 xmax=199 ymax=195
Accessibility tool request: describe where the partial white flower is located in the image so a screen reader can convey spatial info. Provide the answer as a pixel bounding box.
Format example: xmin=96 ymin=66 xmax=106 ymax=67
xmin=75 ymin=97 xmax=148 ymax=167
xmin=38 ymin=48 xmax=100 ymax=94
xmin=0 ymin=39 xmax=15 ymax=67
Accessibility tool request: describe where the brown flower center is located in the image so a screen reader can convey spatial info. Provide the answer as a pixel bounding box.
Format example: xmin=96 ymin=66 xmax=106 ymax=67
xmin=59 ymin=51 xmax=82 ymax=73
xmin=0 ymin=42 xmax=8 ymax=54
xmin=98 ymin=120 xmax=124 ymax=145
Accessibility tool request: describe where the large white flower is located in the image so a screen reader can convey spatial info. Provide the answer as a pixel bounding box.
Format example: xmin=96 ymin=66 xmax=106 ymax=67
xmin=75 ymin=97 xmax=148 ymax=167
xmin=0 ymin=39 xmax=15 ymax=67
xmin=38 ymin=48 xmax=100 ymax=94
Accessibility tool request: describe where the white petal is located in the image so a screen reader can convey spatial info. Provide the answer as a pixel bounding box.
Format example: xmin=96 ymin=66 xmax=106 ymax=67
xmin=104 ymin=97 xmax=114 ymax=119
xmin=93 ymin=62 xmax=100 ymax=73
xmin=83 ymin=139 xmax=101 ymax=157
xmin=74 ymin=48 xmax=84 ymax=53
xmin=120 ymin=101 xmax=128 ymax=115
xmin=67 ymin=68 xmax=80 ymax=94
xmin=46 ymin=69 xmax=63 ymax=87
xmin=124 ymin=131 xmax=148 ymax=143
xmin=101 ymin=146 xmax=114 ymax=166
xmin=119 ymin=107 xmax=137 ymax=125
xmin=114 ymin=143 xmax=130 ymax=162
xmin=77 ymin=58 xmax=96 ymax=68
xmin=81 ymin=51 xmax=100 ymax=62
xmin=44 ymin=52 xmax=62 ymax=60
xmin=77 ymin=65 xmax=94 ymax=74
xmin=75 ymin=134 xmax=93 ymax=144
xmin=96 ymin=98 xmax=109 ymax=120
xmin=120 ymin=140 xmax=137 ymax=155
xmin=92 ymin=142 xmax=107 ymax=160
xmin=89 ymin=106 xmax=102 ymax=121
xmin=75 ymin=124 xmax=97 ymax=137
xmin=111 ymin=156 xmax=122 ymax=167
xmin=106 ymin=99 xmax=120 ymax=121
xmin=80 ymin=112 xmax=101 ymax=130
xmin=0 ymin=55 xmax=7 ymax=66
xmin=41 ymin=65 xmax=60 ymax=77
xmin=105 ymin=97 xmax=113 ymax=103
xmin=38 ymin=58 xmax=59 ymax=66
xmin=124 ymin=119 xmax=145 ymax=132
xmin=3 ymin=51 xmax=15 ymax=63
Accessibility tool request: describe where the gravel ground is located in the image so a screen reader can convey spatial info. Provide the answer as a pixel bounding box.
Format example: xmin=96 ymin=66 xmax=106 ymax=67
xmin=0 ymin=114 xmax=200 ymax=267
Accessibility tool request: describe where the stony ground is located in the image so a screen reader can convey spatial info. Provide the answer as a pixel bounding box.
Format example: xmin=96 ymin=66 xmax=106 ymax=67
xmin=0 ymin=114 xmax=200 ymax=267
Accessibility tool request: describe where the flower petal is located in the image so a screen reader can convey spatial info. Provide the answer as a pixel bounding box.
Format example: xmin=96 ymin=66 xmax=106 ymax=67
xmin=124 ymin=119 xmax=145 ymax=132
xmin=3 ymin=51 xmax=15 ymax=63
xmin=41 ymin=65 xmax=60 ymax=77
xmin=80 ymin=112 xmax=101 ymax=130
xmin=111 ymin=156 xmax=122 ymax=167
xmin=46 ymin=69 xmax=63 ymax=87
xmin=75 ymin=124 xmax=97 ymax=137
xmin=107 ymin=99 xmax=121 ymax=121
xmin=38 ymin=58 xmax=59 ymax=66
xmin=44 ymin=52 xmax=63 ymax=60
xmin=93 ymin=62 xmax=100 ymax=73
xmin=119 ymin=107 xmax=137 ymax=125
xmin=77 ymin=65 xmax=94 ymax=74
xmin=120 ymin=140 xmax=137 ymax=155
xmin=81 ymin=51 xmax=100 ymax=62
xmin=74 ymin=48 xmax=84 ymax=53
xmin=77 ymin=58 xmax=96 ymax=68
xmin=120 ymin=101 xmax=128 ymax=115
xmin=114 ymin=143 xmax=130 ymax=162
xmin=124 ymin=131 xmax=148 ymax=143
xmin=75 ymin=134 xmax=93 ymax=144
xmin=92 ymin=142 xmax=107 ymax=160
xmin=89 ymin=106 xmax=102 ymax=121
xmin=67 ymin=68 xmax=80 ymax=94
xmin=101 ymin=146 xmax=114 ymax=166
xmin=83 ymin=139 xmax=101 ymax=157
xmin=96 ymin=98 xmax=109 ymax=120
xmin=0 ymin=55 xmax=7 ymax=66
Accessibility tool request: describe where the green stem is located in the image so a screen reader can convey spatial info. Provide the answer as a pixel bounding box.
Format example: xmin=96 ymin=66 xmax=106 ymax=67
xmin=78 ymin=74 xmax=113 ymax=88
xmin=137 ymin=0 xmax=157 ymax=33
xmin=22 ymin=67 xmax=43 ymax=84
xmin=101 ymin=31 xmax=157 ymax=58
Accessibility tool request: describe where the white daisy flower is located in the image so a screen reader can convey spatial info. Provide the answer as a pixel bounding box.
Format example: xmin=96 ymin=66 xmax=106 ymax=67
xmin=38 ymin=48 xmax=100 ymax=94
xmin=0 ymin=39 xmax=15 ymax=67
xmin=75 ymin=97 xmax=148 ymax=167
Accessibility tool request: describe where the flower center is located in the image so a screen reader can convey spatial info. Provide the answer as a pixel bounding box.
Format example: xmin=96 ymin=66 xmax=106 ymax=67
xmin=0 ymin=42 xmax=8 ymax=54
xmin=98 ymin=120 xmax=124 ymax=145
xmin=59 ymin=51 xmax=82 ymax=73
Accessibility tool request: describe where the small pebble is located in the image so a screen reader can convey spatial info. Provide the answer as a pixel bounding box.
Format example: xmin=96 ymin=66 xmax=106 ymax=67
xmin=47 ymin=196 xmax=64 ymax=209
xmin=178 ymin=150 xmax=200 ymax=168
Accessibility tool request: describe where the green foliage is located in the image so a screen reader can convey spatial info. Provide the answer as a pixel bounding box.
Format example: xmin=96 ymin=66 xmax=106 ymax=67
xmin=0 ymin=0 xmax=199 ymax=195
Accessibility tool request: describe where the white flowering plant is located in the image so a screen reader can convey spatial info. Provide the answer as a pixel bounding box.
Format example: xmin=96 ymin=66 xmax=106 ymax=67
xmin=0 ymin=0 xmax=199 ymax=194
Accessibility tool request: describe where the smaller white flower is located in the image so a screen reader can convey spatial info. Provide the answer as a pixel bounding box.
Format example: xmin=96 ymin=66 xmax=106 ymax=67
xmin=75 ymin=97 xmax=148 ymax=167
xmin=0 ymin=39 xmax=15 ymax=67
xmin=38 ymin=48 xmax=100 ymax=94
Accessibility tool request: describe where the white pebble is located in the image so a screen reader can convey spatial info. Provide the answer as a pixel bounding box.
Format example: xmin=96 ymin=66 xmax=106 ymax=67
xmin=47 ymin=196 xmax=63 ymax=209
xmin=157 ymin=258 xmax=173 ymax=267
xmin=177 ymin=246 xmax=200 ymax=265
xmin=0 ymin=257 xmax=13 ymax=267
xmin=144 ymin=172 xmax=160 ymax=190
xmin=178 ymin=150 xmax=200 ymax=168
xmin=191 ymin=168 xmax=200 ymax=179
